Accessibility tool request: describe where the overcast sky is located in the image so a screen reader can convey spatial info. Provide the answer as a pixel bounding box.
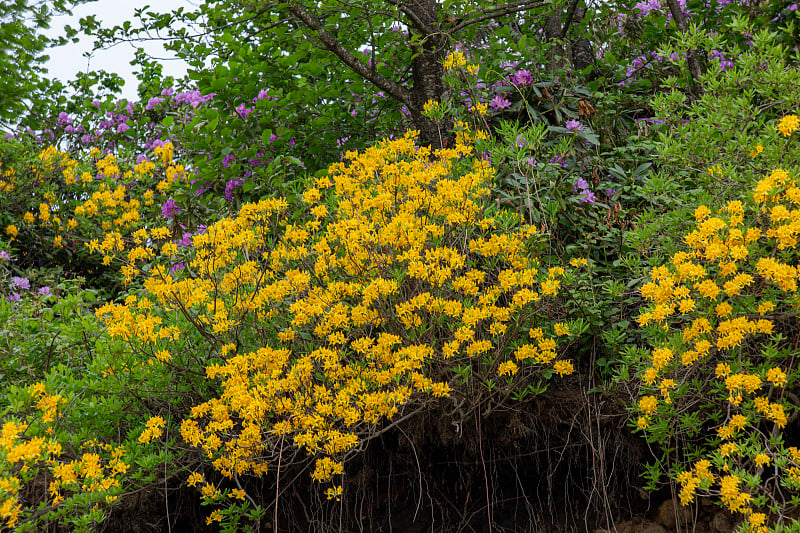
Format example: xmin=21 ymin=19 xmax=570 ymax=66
xmin=44 ymin=0 xmax=199 ymax=101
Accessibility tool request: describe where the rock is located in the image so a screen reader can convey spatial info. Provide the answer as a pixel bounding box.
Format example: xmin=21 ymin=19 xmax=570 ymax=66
xmin=602 ymin=518 xmax=667 ymax=533
xmin=654 ymin=499 xmax=692 ymax=529
xmin=710 ymin=511 xmax=734 ymax=533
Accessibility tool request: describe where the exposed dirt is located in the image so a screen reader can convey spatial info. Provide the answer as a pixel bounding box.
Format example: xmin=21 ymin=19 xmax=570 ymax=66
xmin=95 ymin=374 xmax=668 ymax=532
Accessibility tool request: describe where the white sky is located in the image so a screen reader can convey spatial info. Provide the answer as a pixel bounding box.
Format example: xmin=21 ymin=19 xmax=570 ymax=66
xmin=44 ymin=0 xmax=199 ymax=101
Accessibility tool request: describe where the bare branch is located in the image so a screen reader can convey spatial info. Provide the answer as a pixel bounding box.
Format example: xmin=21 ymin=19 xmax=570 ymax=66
xmin=662 ymin=0 xmax=703 ymax=95
xmin=560 ymin=0 xmax=582 ymax=37
xmin=384 ymin=0 xmax=438 ymax=35
xmin=287 ymin=2 xmax=413 ymax=107
xmin=93 ymin=7 xmax=275 ymax=52
xmin=448 ymin=0 xmax=549 ymax=35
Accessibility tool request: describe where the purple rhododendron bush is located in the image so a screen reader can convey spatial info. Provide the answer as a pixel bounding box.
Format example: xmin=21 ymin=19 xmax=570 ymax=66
xmin=4 ymin=1 xmax=800 ymax=532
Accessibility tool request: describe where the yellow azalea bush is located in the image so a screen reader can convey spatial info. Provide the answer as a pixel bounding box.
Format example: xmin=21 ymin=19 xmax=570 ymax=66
xmin=632 ymin=115 xmax=800 ymax=531
xmin=93 ymin=127 xmax=575 ymax=521
xmin=0 ymin=381 xmax=129 ymax=531
xmin=0 ymin=138 xmax=189 ymax=291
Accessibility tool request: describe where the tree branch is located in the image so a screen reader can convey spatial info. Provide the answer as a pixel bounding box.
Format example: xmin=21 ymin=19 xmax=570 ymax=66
xmin=287 ymin=2 xmax=413 ymax=107
xmin=662 ymin=0 xmax=703 ymax=96
xmin=560 ymin=0 xmax=582 ymax=37
xmin=384 ymin=0 xmax=438 ymax=36
xmin=448 ymin=0 xmax=549 ymax=35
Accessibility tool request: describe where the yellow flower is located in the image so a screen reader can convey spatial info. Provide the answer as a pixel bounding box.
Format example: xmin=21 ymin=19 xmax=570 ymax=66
xmin=754 ymin=453 xmax=771 ymax=468
xmin=639 ymin=395 xmax=658 ymax=415
xmin=206 ymin=510 xmax=223 ymax=524
xmin=777 ymin=114 xmax=799 ymax=137
xmin=757 ymin=301 xmax=775 ymax=314
xmin=5 ymin=225 xmax=17 ymax=238
xmin=694 ymin=205 xmax=711 ymax=221
xmin=423 ymin=99 xmax=441 ymax=117
xmin=553 ymin=360 xmax=574 ymax=376
xmin=138 ymin=416 xmax=165 ymax=443
xmin=325 ymin=485 xmax=343 ymax=501
xmin=763 ymin=366 xmax=786 ymax=387
xmin=498 ymin=360 xmax=518 ymax=377
xmin=187 ymin=472 xmax=204 ymax=487
xmin=719 ymin=442 xmax=738 ymax=457
xmin=553 ymin=323 xmax=570 ymax=336
xmin=472 ymin=102 xmax=488 ymax=116
xmin=443 ymin=51 xmax=467 ymax=70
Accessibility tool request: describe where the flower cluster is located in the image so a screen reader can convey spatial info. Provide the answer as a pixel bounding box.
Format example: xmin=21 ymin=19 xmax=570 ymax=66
xmin=634 ymin=115 xmax=800 ymax=529
xmin=0 ymin=382 xmax=128 ymax=529
xmin=0 ymin=138 xmax=193 ymax=290
xmin=95 ymin=128 xmax=574 ymax=512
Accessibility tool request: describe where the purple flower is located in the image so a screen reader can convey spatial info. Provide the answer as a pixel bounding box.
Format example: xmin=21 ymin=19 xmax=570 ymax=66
xmin=565 ymin=119 xmax=584 ymax=132
xmin=161 ymin=199 xmax=180 ymax=219
xmin=146 ymin=96 xmax=165 ymax=111
xmin=11 ymin=276 xmax=29 ymax=290
xmin=193 ymin=179 xmax=210 ymax=197
xmin=169 ymin=262 xmax=185 ymax=275
xmin=499 ymin=60 xmax=518 ymax=72
xmin=38 ymin=286 xmax=51 ymax=296
xmin=161 ymin=87 xmax=175 ymax=96
xmin=235 ymin=103 xmax=252 ymax=117
xmin=177 ymin=232 xmax=193 ymax=248
xmin=6 ymin=293 xmax=20 ymax=302
xmin=0 ymin=251 xmax=9 ymax=260
xmin=634 ymin=0 xmax=660 ymax=15
xmin=510 ymin=69 xmax=534 ymax=87
xmin=117 ymin=123 xmax=130 ymax=133
xmin=222 ymin=153 xmax=236 ymax=168
xmin=253 ymin=89 xmax=274 ymax=102
xmin=489 ymin=95 xmax=511 ymax=111
xmin=224 ymin=179 xmax=244 ymax=201
xmin=574 ymin=177 xmax=596 ymax=204
xmin=175 ymin=90 xmax=215 ymax=108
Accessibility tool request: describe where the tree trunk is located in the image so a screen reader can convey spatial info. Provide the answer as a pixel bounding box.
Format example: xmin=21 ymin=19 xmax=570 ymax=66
xmin=404 ymin=0 xmax=449 ymax=148
xmin=663 ymin=0 xmax=703 ymax=96
xmin=545 ymin=12 xmax=564 ymax=71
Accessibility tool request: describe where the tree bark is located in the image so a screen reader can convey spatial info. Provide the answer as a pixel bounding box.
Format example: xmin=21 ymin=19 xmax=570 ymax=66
xmin=404 ymin=0 xmax=449 ymax=148
xmin=286 ymin=0 xmax=553 ymax=148
xmin=545 ymin=12 xmax=563 ymax=71
xmin=663 ymin=0 xmax=703 ymax=96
